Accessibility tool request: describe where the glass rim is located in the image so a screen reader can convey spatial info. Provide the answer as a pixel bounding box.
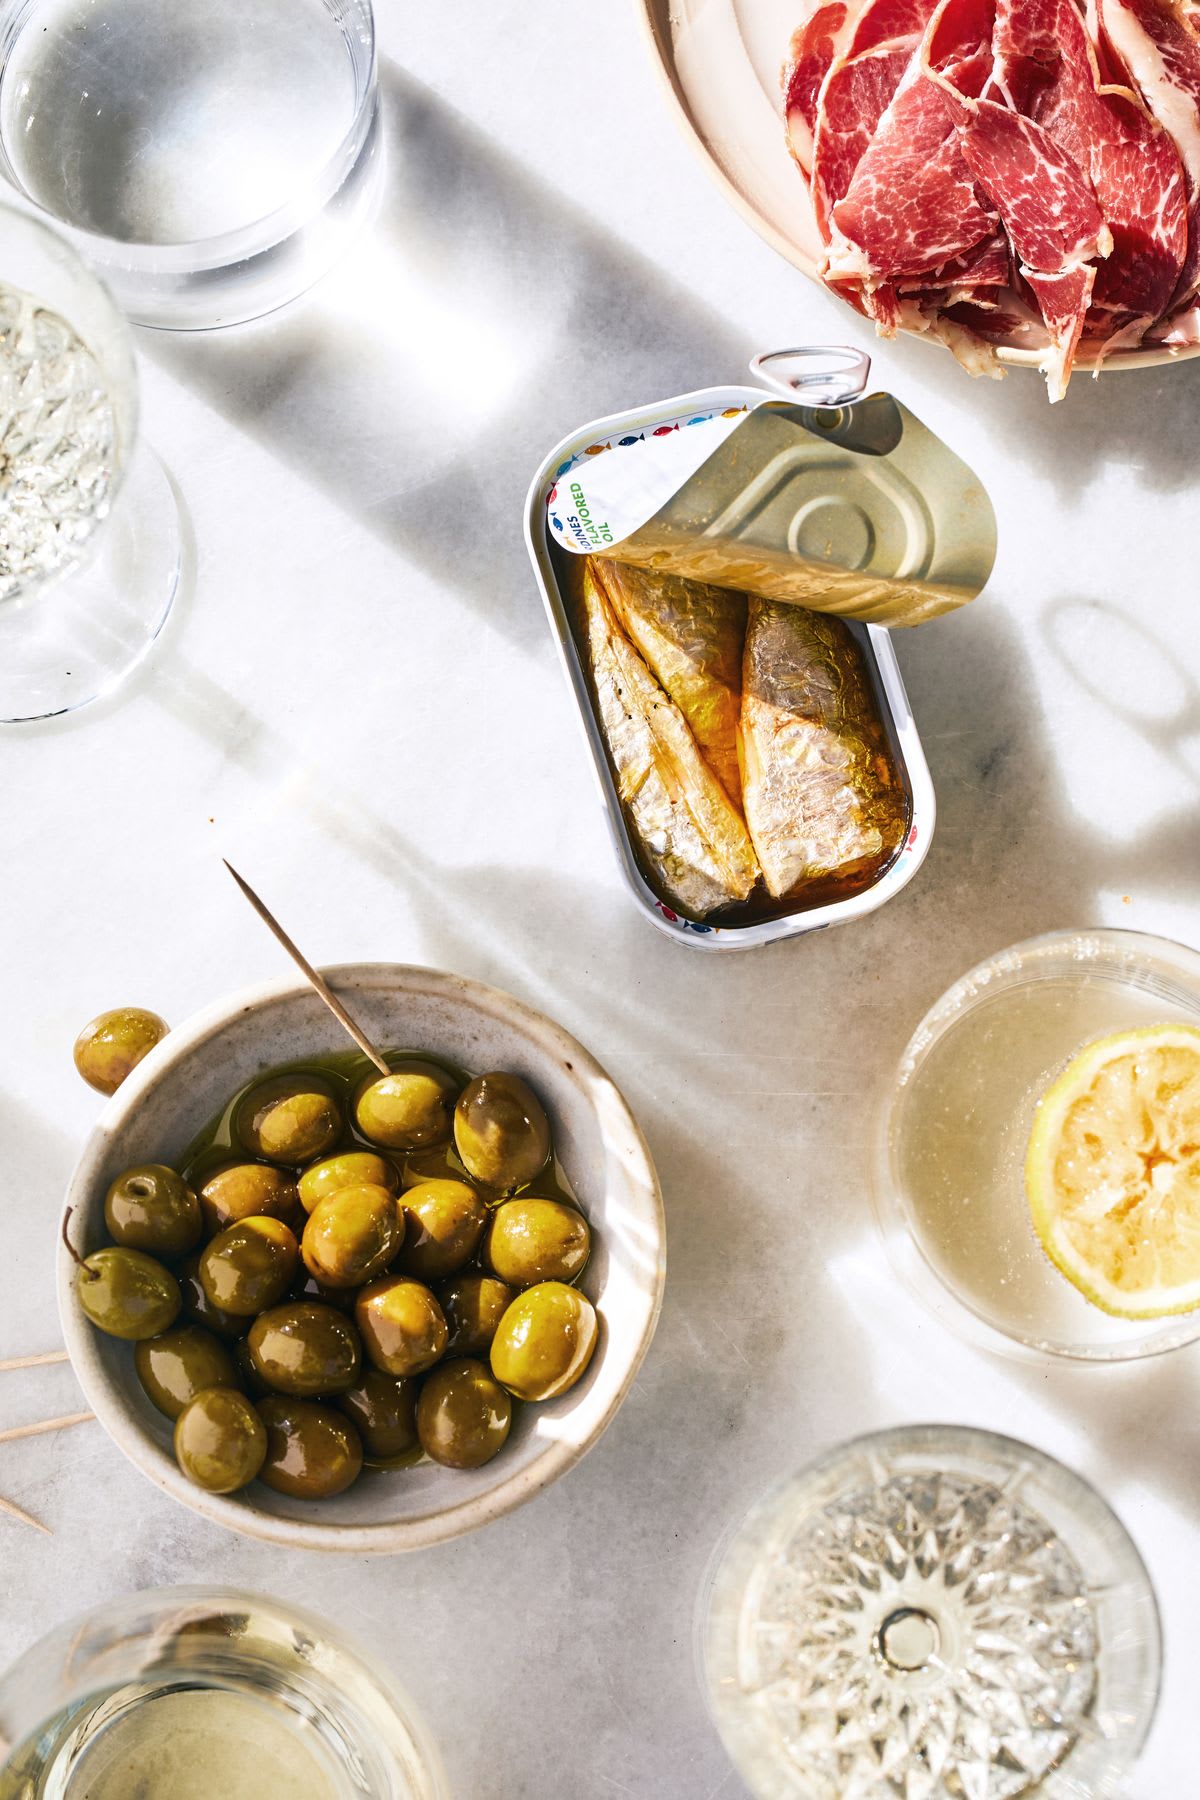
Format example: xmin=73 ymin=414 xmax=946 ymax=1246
xmin=0 ymin=1584 xmax=450 ymax=1798
xmin=0 ymin=0 xmax=378 ymax=272
xmin=872 ymin=925 xmax=1200 ymax=1364
xmin=697 ymin=1422 xmax=1163 ymax=1800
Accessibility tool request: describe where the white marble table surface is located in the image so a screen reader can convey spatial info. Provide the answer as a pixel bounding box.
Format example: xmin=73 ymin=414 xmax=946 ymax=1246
xmin=3 ymin=3 xmax=1199 ymax=1795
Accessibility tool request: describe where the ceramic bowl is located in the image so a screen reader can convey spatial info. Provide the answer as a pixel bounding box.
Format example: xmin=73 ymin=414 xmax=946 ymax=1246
xmin=639 ymin=0 xmax=1198 ymax=379
xmin=58 ymin=964 xmax=665 ymax=1552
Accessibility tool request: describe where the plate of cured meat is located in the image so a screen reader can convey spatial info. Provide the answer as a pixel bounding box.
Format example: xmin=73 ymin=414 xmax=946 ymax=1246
xmin=640 ymin=0 xmax=1200 ymax=397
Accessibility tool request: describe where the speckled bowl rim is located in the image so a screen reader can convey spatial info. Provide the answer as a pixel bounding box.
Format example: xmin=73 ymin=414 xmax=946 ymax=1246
xmin=58 ymin=964 xmax=666 ymax=1554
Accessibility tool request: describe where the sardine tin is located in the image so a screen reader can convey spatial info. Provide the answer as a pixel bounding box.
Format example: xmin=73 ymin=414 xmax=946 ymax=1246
xmin=525 ymin=382 xmax=936 ymax=952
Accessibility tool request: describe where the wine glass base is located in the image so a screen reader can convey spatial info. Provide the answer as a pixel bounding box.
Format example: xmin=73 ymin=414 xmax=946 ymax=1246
xmin=700 ymin=1425 xmax=1161 ymax=1800
xmin=0 ymin=440 xmax=181 ymax=723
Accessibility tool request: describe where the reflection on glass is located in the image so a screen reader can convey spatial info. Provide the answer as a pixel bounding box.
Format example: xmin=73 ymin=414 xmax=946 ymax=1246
xmin=700 ymin=1425 xmax=1160 ymax=1800
xmin=0 ymin=203 xmax=179 ymax=720
xmin=0 ymin=1587 xmax=447 ymax=1799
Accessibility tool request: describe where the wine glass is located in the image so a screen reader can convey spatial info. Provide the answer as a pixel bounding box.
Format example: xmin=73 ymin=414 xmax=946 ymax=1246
xmin=0 ymin=201 xmax=180 ymax=721
xmin=700 ymin=1425 xmax=1161 ymax=1800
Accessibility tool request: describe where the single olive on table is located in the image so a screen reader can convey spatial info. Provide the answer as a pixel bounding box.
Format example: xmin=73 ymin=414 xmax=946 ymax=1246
xmin=73 ymin=1008 xmax=169 ymax=1096
xmin=69 ymin=1041 xmax=602 ymax=1502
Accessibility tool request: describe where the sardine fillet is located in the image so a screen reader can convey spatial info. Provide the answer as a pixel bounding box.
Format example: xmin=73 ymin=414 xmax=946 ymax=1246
xmin=591 ymin=558 xmax=746 ymax=812
xmin=575 ymin=562 xmax=761 ymax=916
xmin=740 ymin=599 xmax=907 ymax=898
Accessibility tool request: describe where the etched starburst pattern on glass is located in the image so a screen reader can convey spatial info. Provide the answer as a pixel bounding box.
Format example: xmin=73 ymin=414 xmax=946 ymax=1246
xmin=703 ymin=1428 xmax=1160 ymax=1800
xmin=0 ymin=282 xmax=116 ymax=602
xmin=746 ymin=1466 xmax=1097 ymax=1800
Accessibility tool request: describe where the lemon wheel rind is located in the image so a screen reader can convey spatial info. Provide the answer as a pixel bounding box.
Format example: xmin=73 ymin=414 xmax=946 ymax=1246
xmin=1025 ymin=1023 xmax=1200 ymax=1322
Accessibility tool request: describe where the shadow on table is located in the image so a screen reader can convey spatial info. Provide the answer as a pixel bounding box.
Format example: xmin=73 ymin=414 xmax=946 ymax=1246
xmin=882 ymin=309 xmax=1200 ymax=505
xmin=144 ymin=60 xmax=761 ymax=655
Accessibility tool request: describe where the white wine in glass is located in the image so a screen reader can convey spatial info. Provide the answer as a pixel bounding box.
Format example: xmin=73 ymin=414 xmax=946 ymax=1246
xmin=0 ymin=201 xmax=180 ymax=720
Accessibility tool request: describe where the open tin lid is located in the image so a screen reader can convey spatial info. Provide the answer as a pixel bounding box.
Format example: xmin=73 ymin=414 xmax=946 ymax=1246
xmin=545 ymin=346 xmax=997 ymax=627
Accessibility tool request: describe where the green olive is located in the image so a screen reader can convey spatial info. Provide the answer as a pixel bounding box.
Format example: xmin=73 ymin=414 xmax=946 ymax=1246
xmin=416 ymin=1359 xmax=512 ymax=1469
xmin=490 ymin=1282 xmax=598 ymax=1401
xmin=247 ymin=1302 xmax=361 ymax=1397
xmin=179 ymin=1254 xmax=246 ymax=1341
xmin=289 ymin=1265 xmax=357 ymax=1315
xmin=174 ymin=1388 xmax=267 ymax=1494
xmin=483 ymin=1197 xmax=590 ymax=1288
xmin=300 ymin=1184 xmax=404 ymax=1289
xmin=199 ymin=1217 xmax=299 ymax=1317
xmin=104 ymin=1164 xmax=202 ymax=1259
xmin=440 ymin=1273 xmax=515 ymax=1359
xmin=234 ymin=1073 xmax=342 ymax=1165
xmin=400 ymin=1144 xmax=470 ymax=1189
xmin=398 ymin=1180 xmax=487 ymax=1282
xmin=75 ymin=1247 xmax=181 ymax=1341
xmin=454 ymin=1072 xmax=551 ymax=1191
xmin=298 ymin=1152 xmax=398 ymax=1214
xmin=337 ymin=1369 xmax=420 ymax=1463
xmin=135 ymin=1324 xmax=240 ymax=1419
xmin=353 ymin=1068 xmax=454 ymax=1151
xmin=73 ymin=1008 xmax=169 ymax=1095
xmin=199 ymin=1164 xmax=301 ymax=1234
xmin=234 ymin=1336 xmax=275 ymax=1398
xmin=355 ymin=1276 xmax=447 ymax=1377
xmin=257 ymin=1397 xmax=363 ymax=1499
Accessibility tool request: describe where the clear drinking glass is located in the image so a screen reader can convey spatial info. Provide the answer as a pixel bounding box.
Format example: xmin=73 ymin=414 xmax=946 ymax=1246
xmin=700 ymin=1424 xmax=1161 ymax=1800
xmin=0 ymin=0 xmax=381 ymax=329
xmin=0 ymin=1587 xmax=448 ymax=1799
xmin=0 ymin=202 xmax=179 ymax=720
xmin=873 ymin=928 xmax=1200 ymax=1361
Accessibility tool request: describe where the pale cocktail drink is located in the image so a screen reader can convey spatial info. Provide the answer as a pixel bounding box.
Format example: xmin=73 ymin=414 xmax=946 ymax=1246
xmin=878 ymin=930 xmax=1200 ymax=1359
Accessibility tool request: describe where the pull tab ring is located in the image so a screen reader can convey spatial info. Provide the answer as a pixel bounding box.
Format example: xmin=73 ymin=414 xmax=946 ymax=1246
xmin=749 ymin=344 xmax=872 ymax=405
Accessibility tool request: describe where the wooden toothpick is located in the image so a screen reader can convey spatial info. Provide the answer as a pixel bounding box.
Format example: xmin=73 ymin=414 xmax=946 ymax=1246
xmin=222 ymin=861 xmax=389 ymax=1075
xmin=0 ymin=1350 xmax=69 ymax=1373
xmin=0 ymin=1494 xmax=51 ymax=1536
xmin=0 ymin=1412 xmax=94 ymax=1446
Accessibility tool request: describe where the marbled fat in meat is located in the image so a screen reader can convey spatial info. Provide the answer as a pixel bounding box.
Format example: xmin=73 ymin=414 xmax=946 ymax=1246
xmin=991 ymin=0 xmax=1187 ymax=331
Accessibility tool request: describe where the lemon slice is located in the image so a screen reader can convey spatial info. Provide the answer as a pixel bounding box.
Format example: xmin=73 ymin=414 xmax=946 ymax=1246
xmin=1026 ymin=1024 xmax=1200 ymax=1318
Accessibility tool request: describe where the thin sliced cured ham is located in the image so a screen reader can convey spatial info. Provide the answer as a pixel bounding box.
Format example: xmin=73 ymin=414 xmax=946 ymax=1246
xmin=782 ymin=0 xmax=1200 ymax=395
xmin=809 ymin=0 xmax=940 ymax=236
xmin=827 ymin=53 xmax=996 ymax=281
xmin=785 ymin=4 xmax=855 ymax=173
xmin=989 ymin=0 xmax=1187 ymax=334
xmin=1099 ymin=0 xmax=1200 ymax=317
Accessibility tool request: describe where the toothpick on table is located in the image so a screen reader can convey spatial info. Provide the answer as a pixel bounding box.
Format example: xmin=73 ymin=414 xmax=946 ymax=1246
xmin=0 ymin=1349 xmax=70 ymax=1373
xmin=0 ymin=1494 xmax=50 ymax=1536
xmin=222 ymin=861 xmax=389 ymax=1075
xmin=0 ymin=1411 xmax=94 ymax=1447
